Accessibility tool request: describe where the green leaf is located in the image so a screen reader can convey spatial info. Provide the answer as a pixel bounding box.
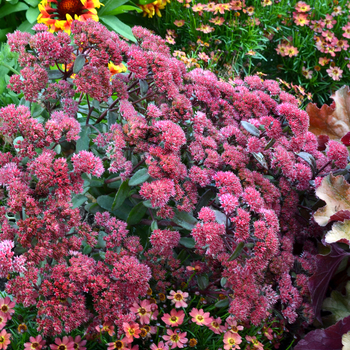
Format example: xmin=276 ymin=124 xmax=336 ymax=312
xmin=97 ymin=231 xmax=107 ymax=249
xmin=129 ymin=168 xmax=149 ymax=186
xmin=96 ymin=195 xmax=114 ymax=211
xmin=26 ymin=7 xmax=40 ymax=23
xmin=99 ymin=0 xmax=130 ymax=15
xmin=138 ymin=0 xmax=155 ymax=4
xmin=215 ymin=299 xmax=229 ymax=308
xmin=23 ymin=0 xmax=39 ymax=6
xmin=228 ymin=241 xmax=245 ymax=261
xmin=112 ymin=180 xmax=130 ymax=210
xmin=127 ymin=201 xmax=148 ymax=225
xmin=139 ymin=79 xmax=148 ymax=96
xmin=83 ymin=245 xmax=92 ymax=254
xmin=220 ymin=277 xmax=227 ymax=287
xmin=31 ymin=103 xmax=44 ymax=118
xmin=85 ymin=202 xmax=103 ymax=214
xmin=0 ymin=2 xmax=29 ymax=18
xmin=151 ymin=220 xmax=158 ymax=231
xmin=179 ymin=237 xmax=196 ymax=248
xmin=73 ymin=55 xmax=86 ymax=74
xmin=103 ymin=4 xmax=142 ymax=15
xmin=240 ymin=121 xmax=260 ymax=137
xmin=72 ymin=194 xmax=88 ymax=209
xmin=195 ymin=189 xmax=214 ymax=213
xmin=107 ymin=110 xmax=117 ymax=127
xmin=172 ymin=209 xmax=198 ymax=231
xmin=197 ymin=275 xmax=209 ymax=290
xmin=47 ymin=70 xmax=64 ymax=80
xmin=100 ymin=16 xmax=136 ymax=42
xmin=76 ymin=125 xmax=90 ymax=152
xmin=89 ymin=177 xmax=105 ymax=187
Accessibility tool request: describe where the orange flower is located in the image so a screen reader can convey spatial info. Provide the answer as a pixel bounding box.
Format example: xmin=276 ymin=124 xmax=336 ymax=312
xmin=37 ymin=0 xmax=102 ymax=33
xmin=108 ymin=62 xmax=127 ymax=76
xmin=139 ymin=0 xmax=170 ymax=18
xmin=209 ymin=16 xmax=225 ymax=25
xmin=174 ymin=19 xmax=185 ymax=27
xmin=285 ymin=45 xmax=299 ymax=57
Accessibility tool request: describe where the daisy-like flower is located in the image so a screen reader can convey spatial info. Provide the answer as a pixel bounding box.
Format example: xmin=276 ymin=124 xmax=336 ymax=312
xmin=332 ymin=5 xmax=343 ymax=16
xmin=293 ymin=13 xmax=309 ymax=26
xmin=162 ymin=309 xmax=185 ymax=327
xmin=226 ymin=317 xmax=244 ymax=333
xmin=67 ymin=336 xmax=86 ymax=350
xmin=261 ymin=0 xmax=272 ymax=7
xmin=196 ymin=25 xmax=215 ymax=33
xmin=50 ymin=337 xmax=75 ymax=350
xmin=167 ymin=290 xmax=189 ymax=308
xmin=0 ymin=297 xmax=15 ymax=320
xmin=319 ymin=56 xmax=330 ymax=66
xmin=165 ymin=35 xmax=176 ymax=45
xmin=246 ymin=335 xmax=264 ymax=350
xmin=302 ymin=66 xmax=313 ymax=79
xmin=174 ymin=20 xmax=185 ymax=27
xmin=123 ymin=322 xmax=141 ymax=340
xmin=107 ymin=338 xmax=131 ymax=350
xmin=204 ymin=2 xmax=216 ymax=12
xmin=130 ymin=299 xmax=152 ymax=325
xmin=0 ymin=315 xmax=6 ymax=331
xmin=343 ymin=23 xmax=350 ymax=39
xmin=0 ymin=329 xmax=10 ymax=350
xmin=326 ymin=66 xmax=343 ymax=80
xmin=37 ymin=0 xmax=102 ymax=33
xmin=163 ymin=329 xmax=188 ymax=349
xmin=231 ymin=0 xmax=242 ymax=10
xmin=285 ymin=45 xmax=299 ymax=57
xmin=295 ymin=1 xmax=310 ymax=12
xmin=198 ymin=52 xmax=209 ymax=62
xmin=275 ymin=43 xmax=287 ymax=56
xmin=150 ymin=341 xmax=169 ymax=350
xmin=96 ymin=322 xmax=115 ymax=336
xmin=192 ymin=3 xmax=205 ymax=14
xmin=189 ymin=308 xmax=212 ymax=326
xmin=244 ymin=6 xmax=255 ymax=15
xmin=209 ymin=16 xmax=225 ymax=25
xmin=208 ymin=317 xmax=225 ymax=334
xmin=223 ymin=331 xmax=242 ymax=350
xmin=24 ymin=335 xmax=46 ymax=350
xmin=17 ymin=323 xmax=27 ymax=333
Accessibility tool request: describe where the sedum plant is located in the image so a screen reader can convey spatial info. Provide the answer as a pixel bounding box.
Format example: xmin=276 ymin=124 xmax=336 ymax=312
xmin=0 ymin=19 xmax=349 ymax=348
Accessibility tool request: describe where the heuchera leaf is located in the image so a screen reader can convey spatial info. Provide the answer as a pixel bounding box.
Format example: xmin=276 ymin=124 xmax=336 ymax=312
xmin=322 ymin=281 xmax=350 ymax=322
xmin=325 ymin=220 xmax=350 ymax=245
xmin=341 ymin=132 xmax=350 ymax=146
xmin=294 ymin=315 xmax=350 ymax=350
xmin=330 ymin=210 xmax=350 ymax=223
xmin=306 ymin=85 xmax=350 ymax=140
xmin=314 ymin=174 xmax=350 ymax=226
xmin=308 ymin=244 xmax=349 ymax=323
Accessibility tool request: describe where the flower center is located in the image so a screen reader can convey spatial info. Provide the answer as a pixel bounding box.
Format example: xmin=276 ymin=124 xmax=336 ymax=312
xmin=170 ymin=316 xmax=178 ymax=322
xmin=74 ymin=344 xmax=79 ymax=349
xmin=115 ymin=341 xmax=123 ymax=349
xmin=229 ymin=338 xmax=235 ymax=345
xmin=139 ymin=307 xmax=147 ymax=315
xmin=174 ymin=293 xmax=183 ymax=301
xmin=212 ymin=321 xmax=219 ymax=328
xmin=128 ymin=329 xmax=135 ymax=335
xmin=140 ymin=328 xmax=147 ymax=337
xmin=197 ymin=315 xmax=204 ymax=321
xmin=31 ymin=343 xmax=40 ymax=349
xmin=170 ymin=334 xmax=179 ymax=342
xmin=58 ymin=346 xmax=67 ymax=350
xmin=231 ymin=326 xmax=238 ymax=332
xmin=1 ymin=305 xmax=8 ymax=312
xmin=0 ymin=336 xmax=4 ymax=343
xmin=57 ymin=0 xmax=84 ymax=19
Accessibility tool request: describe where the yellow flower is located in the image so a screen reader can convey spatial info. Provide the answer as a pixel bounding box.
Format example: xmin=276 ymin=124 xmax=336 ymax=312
xmin=108 ymin=62 xmax=127 ymax=76
xmin=139 ymin=0 xmax=170 ymax=18
xmin=37 ymin=0 xmax=102 ymax=34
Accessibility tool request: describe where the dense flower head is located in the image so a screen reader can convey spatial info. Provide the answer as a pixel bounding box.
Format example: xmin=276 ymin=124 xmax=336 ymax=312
xmin=1 ymin=20 xmax=347 ymax=340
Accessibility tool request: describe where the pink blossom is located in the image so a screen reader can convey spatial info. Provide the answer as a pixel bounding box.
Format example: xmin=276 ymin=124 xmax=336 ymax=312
xmin=140 ymin=179 xmax=175 ymax=207
xmin=130 ymin=299 xmax=152 ymax=325
xmin=50 ymin=336 xmax=75 ymax=350
xmin=71 ymin=151 xmax=104 ymax=177
xmin=161 ymin=309 xmax=185 ymax=326
xmin=189 ymin=308 xmax=213 ymax=326
xmin=167 ymin=290 xmax=189 ymax=308
xmin=163 ymin=328 xmax=188 ymax=349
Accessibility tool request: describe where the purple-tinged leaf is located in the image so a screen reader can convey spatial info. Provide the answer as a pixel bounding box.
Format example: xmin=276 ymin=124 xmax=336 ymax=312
xmin=330 ymin=210 xmax=350 ymax=223
xmin=341 ymin=132 xmax=350 ymax=146
xmin=317 ymin=134 xmax=330 ymax=151
xmin=294 ymin=315 xmax=350 ymax=350
xmin=309 ymin=244 xmax=350 ymax=323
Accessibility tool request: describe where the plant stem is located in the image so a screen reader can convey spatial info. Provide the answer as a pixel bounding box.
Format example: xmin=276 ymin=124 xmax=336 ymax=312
xmin=0 ymin=62 xmax=20 ymax=75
